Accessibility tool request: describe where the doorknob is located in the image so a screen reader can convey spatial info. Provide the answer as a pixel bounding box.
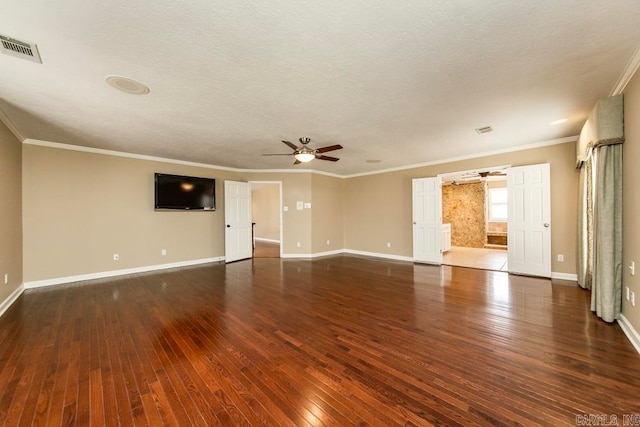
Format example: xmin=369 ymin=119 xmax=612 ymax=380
xmin=226 ymin=224 xmax=231 ymax=228
xmin=413 ymin=221 xmax=417 ymax=225
xmin=544 ymin=223 xmax=550 ymax=228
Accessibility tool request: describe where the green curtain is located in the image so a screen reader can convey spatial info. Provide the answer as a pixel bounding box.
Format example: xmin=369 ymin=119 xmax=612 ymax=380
xmin=577 ymin=155 xmax=594 ymax=290
xmin=590 ymin=143 xmax=623 ymax=322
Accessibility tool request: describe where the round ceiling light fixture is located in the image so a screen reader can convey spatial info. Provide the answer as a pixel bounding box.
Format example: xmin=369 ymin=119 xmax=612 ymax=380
xmin=105 ymin=75 xmax=150 ymax=95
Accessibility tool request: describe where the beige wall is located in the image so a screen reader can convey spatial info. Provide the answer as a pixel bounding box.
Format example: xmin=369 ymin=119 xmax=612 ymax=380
xmin=251 ymin=183 xmax=280 ymax=241
xmin=23 ymin=144 xmax=240 ymax=282
xmin=622 ymin=70 xmax=640 ymax=332
xmin=0 ymin=121 xmax=22 ymax=303
xmin=311 ymin=174 xmax=344 ymax=253
xmin=344 ymin=170 xmax=413 ymax=257
xmin=345 ymin=141 xmax=579 ymax=274
xmin=21 ymin=139 xmax=580 ymax=283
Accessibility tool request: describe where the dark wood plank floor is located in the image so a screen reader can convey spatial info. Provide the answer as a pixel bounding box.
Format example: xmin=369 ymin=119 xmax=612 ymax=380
xmin=1 ymin=255 xmax=639 ymax=426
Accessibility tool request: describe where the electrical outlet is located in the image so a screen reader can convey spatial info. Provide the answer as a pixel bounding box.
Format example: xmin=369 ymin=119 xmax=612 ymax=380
xmin=113 ymin=253 xmax=120 ymax=261
xmin=283 ymin=206 xmax=289 ymax=212
xmin=632 ymin=291 xmax=636 ymax=307
xmin=387 ymin=242 xmax=391 ymax=248
xmin=4 ymin=274 xmax=7 ymax=285
xmin=557 ymin=254 xmax=564 ymax=262
xmin=297 ymin=242 xmax=301 ymax=248
xmin=630 ymin=261 xmax=636 ymax=276
xmin=627 ymin=287 xmax=631 ymax=301
xmin=326 ymin=240 xmax=330 ymax=246
xmin=304 ymin=202 xmax=311 ymax=209
xmin=161 ymin=249 xmax=167 ymax=256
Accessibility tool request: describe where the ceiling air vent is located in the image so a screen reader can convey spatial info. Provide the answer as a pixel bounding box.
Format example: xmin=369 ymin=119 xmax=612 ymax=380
xmin=475 ymin=126 xmax=493 ymax=134
xmin=0 ymin=34 xmax=42 ymax=63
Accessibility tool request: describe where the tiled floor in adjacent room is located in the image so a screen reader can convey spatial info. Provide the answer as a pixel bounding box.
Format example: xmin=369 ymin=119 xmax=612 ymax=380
xmin=443 ymin=245 xmax=508 ymax=271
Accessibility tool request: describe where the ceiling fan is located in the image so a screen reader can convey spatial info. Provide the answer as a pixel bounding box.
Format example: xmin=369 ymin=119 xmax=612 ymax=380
xmin=262 ymin=137 xmax=343 ymax=164
xmin=461 ymin=170 xmax=507 ymax=180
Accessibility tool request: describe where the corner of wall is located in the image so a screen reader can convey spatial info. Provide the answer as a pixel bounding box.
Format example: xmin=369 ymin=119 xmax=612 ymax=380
xmin=0 ymin=284 xmax=24 ymax=318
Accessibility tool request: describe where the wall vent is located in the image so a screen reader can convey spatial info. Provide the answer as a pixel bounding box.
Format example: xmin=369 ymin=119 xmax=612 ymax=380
xmin=1 ymin=34 xmax=42 ymax=63
xmin=475 ymin=126 xmax=493 ymax=134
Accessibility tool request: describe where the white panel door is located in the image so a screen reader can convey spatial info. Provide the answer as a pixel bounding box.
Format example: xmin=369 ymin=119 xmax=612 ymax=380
xmin=507 ymin=163 xmax=551 ymax=277
xmin=412 ymin=177 xmax=442 ymax=264
xmin=224 ymin=180 xmax=253 ymax=263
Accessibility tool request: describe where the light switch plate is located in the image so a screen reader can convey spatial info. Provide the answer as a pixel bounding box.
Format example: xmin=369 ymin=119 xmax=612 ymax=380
xmin=296 ymin=201 xmax=303 ymax=210
xmin=304 ymin=202 xmax=311 ymax=209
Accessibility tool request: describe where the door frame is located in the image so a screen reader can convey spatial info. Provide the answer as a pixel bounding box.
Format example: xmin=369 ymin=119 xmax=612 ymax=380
xmin=249 ymin=181 xmax=283 ymax=258
xmin=436 ymin=165 xmax=510 ymax=269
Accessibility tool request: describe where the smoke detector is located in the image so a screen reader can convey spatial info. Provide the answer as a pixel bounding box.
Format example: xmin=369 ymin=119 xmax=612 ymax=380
xmin=0 ymin=34 xmax=42 ymax=63
xmin=106 ymin=75 xmax=150 ymax=95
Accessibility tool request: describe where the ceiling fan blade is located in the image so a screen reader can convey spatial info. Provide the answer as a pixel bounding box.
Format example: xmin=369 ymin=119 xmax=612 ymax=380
xmin=316 ymin=144 xmax=343 ymax=153
xmin=317 ymin=155 xmax=339 ymax=162
xmin=262 ymin=153 xmax=293 ymax=156
xmin=293 ymin=159 xmax=301 ymax=165
xmin=282 ymin=140 xmax=298 ymax=150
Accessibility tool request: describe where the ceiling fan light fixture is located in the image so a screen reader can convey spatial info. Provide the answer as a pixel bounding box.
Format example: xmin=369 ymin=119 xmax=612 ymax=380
xmin=264 ymin=137 xmax=342 ymax=163
xmin=294 ymin=152 xmax=315 ymax=163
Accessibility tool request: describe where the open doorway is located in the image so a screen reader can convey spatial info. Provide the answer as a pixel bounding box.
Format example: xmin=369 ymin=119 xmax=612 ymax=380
xmin=439 ymin=167 xmax=508 ymax=271
xmin=249 ymin=181 xmax=282 ymax=258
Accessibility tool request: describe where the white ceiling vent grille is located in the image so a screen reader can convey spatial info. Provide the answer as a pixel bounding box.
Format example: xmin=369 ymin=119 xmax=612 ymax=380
xmin=475 ymin=126 xmax=493 ymax=134
xmin=0 ymin=34 xmax=42 ymax=63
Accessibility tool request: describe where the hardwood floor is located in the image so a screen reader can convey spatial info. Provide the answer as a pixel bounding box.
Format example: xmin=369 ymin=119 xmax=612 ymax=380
xmin=1 ymin=255 xmax=639 ymax=426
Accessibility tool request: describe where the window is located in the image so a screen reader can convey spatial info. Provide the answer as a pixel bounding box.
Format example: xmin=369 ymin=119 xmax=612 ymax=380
xmin=488 ymin=188 xmax=508 ymax=221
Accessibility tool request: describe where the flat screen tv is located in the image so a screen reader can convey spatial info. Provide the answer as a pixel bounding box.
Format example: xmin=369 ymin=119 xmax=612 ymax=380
xmin=154 ymin=173 xmax=216 ymax=211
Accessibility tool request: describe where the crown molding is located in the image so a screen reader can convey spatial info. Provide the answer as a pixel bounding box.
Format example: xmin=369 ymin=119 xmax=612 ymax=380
xmin=23 ymin=139 xmax=242 ymax=171
xmin=0 ymin=106 xmax=25 ymax=141
xmin=610 ymin=44 xmax=640 ymax=96
xmin=22 ymin=139 xmax=344 ymax=178
xmin=342 ymin=136 xmax=578 ymax=179
xmin=24 ymin=135 xmax=578 ymax=180
xmin=243 ymin=168 xmax=343 ymax=178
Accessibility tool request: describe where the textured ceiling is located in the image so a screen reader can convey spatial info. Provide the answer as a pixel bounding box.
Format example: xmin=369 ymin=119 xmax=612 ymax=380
xmin=1 ymin=1 xmax=639 ymax=176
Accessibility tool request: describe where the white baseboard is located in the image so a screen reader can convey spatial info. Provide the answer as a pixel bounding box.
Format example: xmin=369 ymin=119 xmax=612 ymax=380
xmin=551 ymin=272 xmax=578 ymax=281
xmin=618 ymin=314 xmax=640 ymax=355
xmin=281 ymin=249 xmax=411 ymax=261
xmin=0 ymin=284 xmax=25 ymax=318
xmin=24 ymin=257 xmax=225 ymax=289
xmin=254 ymin=237 xmax=280 ymax=244
xmin=343 ymin=249 xmax=414 ymax=262
xmin=281 ymin=249 xmax=344 ymax=259
xmin=310 ymin=249 xmax=345 ymax=258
